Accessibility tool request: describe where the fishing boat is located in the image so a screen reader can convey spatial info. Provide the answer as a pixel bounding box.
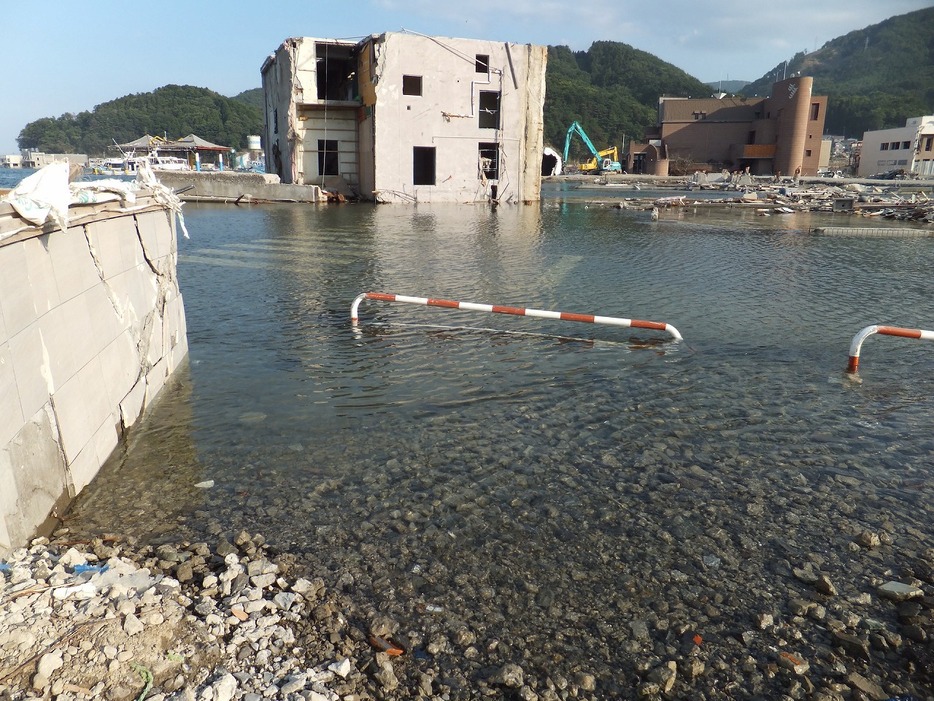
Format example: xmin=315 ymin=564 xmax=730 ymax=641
xmin=89 ymin=151 xmax=191 ymax=176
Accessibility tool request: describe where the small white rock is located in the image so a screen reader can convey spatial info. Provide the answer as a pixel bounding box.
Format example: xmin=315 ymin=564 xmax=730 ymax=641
xmin=328 ymin=658 xmax=352 ymax=679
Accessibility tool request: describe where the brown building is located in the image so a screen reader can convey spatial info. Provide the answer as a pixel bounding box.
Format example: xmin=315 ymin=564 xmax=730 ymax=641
xmin=628 ymin=77 xmax=827 ymax=177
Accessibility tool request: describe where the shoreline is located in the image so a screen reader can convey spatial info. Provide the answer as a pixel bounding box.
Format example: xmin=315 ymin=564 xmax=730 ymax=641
xmin=2 ymin=526 xmax=931 ymax=700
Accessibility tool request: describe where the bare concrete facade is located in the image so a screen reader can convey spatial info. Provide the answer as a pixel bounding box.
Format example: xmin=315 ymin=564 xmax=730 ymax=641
xmin=261 ymin=32 xmax=547 ymax=203
xmin=631 ymin=78 xmax=827 ymax=177
xmin=0 ymin=192 xmax=187 ymax=554
xmin=857 ymin=115 xmax=934 ymax=178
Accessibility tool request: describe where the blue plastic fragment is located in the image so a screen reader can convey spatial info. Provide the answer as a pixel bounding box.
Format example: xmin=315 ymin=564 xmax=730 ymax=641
xmin=0 ymin=562 xmax=11 ymax=573
xmin=73 ymin=564 xmax=109 ymax=574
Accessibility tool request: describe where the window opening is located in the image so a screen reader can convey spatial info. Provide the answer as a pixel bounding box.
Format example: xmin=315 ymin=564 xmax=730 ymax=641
xmin=478 ymin=142 xmax=499 ymax=180
xmin=810 ymin=103 xmax=820 ymax=120
xmin=318 ymin=139 xmax=339 ymax=176
xmin=315 ymin=43 xmax=358 ymax=100
xmin=479 ymin=91 xmax=500 ymax=129
xmin=413 ymin=146 xmax=436 ymax=185
xmin=475 ymin=54 xmax=489 ymax=73
xmin=403 ymin=75 xmax=423 ymax=96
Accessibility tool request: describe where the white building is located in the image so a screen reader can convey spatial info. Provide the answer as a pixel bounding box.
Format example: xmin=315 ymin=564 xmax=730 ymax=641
xmin=261 ymin=32 xmax=547 ymax=203
xmin=857 ymin=116 xmax=934 ymax=177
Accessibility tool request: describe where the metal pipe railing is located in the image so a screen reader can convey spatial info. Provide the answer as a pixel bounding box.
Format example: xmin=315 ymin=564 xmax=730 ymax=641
xmin=351 ymin=292 xmax=683 ymax=341
xmin=846 ymin=324 xmax=934 ymax=373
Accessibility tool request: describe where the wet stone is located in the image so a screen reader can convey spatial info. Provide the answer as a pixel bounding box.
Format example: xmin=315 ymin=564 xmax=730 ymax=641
xmin=877 ymin=581 xmax=923 ymax=602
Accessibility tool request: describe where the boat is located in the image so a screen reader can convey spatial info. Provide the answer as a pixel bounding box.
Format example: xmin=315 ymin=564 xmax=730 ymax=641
xmin=89 ymin=151 xmax=191 ymax=176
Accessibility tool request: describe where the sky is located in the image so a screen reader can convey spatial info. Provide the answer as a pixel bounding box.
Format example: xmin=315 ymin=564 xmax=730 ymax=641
xmin=1 ymin=0 xmax=932 ymax=155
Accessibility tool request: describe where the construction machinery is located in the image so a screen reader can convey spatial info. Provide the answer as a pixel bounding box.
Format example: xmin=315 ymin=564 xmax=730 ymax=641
xmin=563 ymin=121 xmax=622 ymax=173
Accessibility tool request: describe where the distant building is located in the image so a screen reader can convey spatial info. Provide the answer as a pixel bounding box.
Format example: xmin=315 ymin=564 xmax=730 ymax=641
xmin=0 ymin=154 xmax=23 ymax=168
xmin=20 ymin=150 xmax=88 ymax=169
xmin=629 ymin=77 xmax=827 ymax=177
xmin=857 ymin=116 xmax=934 ymax=178
xmin=261 ymin=32 xmax=547 ymax=203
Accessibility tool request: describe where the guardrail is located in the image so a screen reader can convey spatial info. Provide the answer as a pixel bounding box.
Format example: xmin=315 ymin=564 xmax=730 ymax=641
xmin=351 ymin=292 xmax=683 ymax=341
xmin=847 ymin=324 xmax=934 ymax=373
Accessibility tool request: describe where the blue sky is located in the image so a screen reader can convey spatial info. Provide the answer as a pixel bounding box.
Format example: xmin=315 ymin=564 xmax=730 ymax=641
xmin=1 ymin=0 xmax=931 ymax=154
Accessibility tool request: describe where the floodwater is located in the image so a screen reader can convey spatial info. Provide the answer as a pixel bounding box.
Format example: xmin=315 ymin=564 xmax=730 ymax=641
xmin=62 ymin=197 xmax=933 ymax=689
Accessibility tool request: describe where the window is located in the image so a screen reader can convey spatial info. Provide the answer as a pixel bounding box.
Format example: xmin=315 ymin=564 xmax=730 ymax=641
xmin=805 ymin=149 xmax=812 ymax=157
xmin=475 ymin=54 xmax=489 ymax=73
xmin=413 ymin=147 xmax=436 ymax=185
xmin=902 ymin=141 xmax=911 ymax=149
xmin=479 ymin=91 xmax=500 ymax=129
xmin=403 ymin=75 xmax=423 ymax=96
xmin=693 ymin=111 xmax=707 ymax=120
xmin=274 ymin=108 xmax=279 ymax=134
xmin=318 ymin=140 xmax=339 ymax=176
xmin=891 ymin=142 xmax=900 ymax=150
xmin=924 ymin=136 xmax=933 ymax=152
xmin=478 ymin=142 xmax=499 ymax=180
xmin=880 ymin=143 xmax=889 ymax=151
xmin=810 ymin=103 xmax=820 ymax=120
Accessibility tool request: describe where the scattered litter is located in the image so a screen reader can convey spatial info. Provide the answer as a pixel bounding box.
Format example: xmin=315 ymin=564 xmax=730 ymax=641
xmin=368 ymin=635 xmax=406 ymax=656
xmin=194 ymin=480 xmax=215 ymax=489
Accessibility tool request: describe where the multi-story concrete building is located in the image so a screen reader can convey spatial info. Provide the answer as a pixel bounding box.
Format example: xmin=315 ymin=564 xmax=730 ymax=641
xmin=857 ymin=116 xmax=934 ymax=178
xmin=629 ymin=77 xmax=827 ymax=177
xmin=20 ymin=151 xmax=89 ymax=169
xmin=261 ymin=32 xmax=547 ymax=203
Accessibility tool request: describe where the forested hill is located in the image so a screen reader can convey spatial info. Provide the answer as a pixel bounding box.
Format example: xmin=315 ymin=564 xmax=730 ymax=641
xmin=545 ymin=41 xmax=712 ymax=159
xmin=16 ymin=85 xmax=263 ymax=155
xmin=741 ymin=6 xmax=934 ymax=137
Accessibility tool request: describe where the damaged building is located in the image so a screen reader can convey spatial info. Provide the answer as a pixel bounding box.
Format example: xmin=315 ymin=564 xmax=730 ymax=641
xmin=629 ymin=77 xmax=827 ymax=177
xmin=261 ymin=32 xmax=547 ymax=203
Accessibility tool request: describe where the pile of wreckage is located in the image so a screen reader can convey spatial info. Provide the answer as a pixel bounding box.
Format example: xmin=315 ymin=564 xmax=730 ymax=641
xmin=658 ymin=172 xmax=934 ymax=223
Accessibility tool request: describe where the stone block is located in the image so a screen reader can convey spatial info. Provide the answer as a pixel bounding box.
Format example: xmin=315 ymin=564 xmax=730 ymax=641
xmin=83 ymin=284 xmax=126 ymax=356
xmin=0 ymin=341 xmax=25 ymax=448
xmin=37 ymin=297 xmax=96 ymax=392
xmin=52 ymin=356 xmax=111 ymax=464
xmin=85 ymin=217 xmax=131 ymax=280
xmin=119 ymin=378 xmax=147 ymax=430
xmin=8 ymin=323 xmax=51 ymax=422
xmin=145 ymin=356 xmax=168 ymax=408
xmin=137 ymin=210 xmax=171 ymax=262
xmin=23 ymin=236 xmax=61 ymax=318
xmin=0 ymin=240 xmax=37 ymax=337
xmin=0 ymin=405 xmax=69 ymax=547
xmin=47 ymin=226 xmax=101 ymax=303
xmin=100 ymin=331 xmax=142 ymax=414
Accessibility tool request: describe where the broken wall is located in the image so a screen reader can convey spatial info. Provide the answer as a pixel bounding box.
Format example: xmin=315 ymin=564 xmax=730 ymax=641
xmin=0 ymin=197 xmax=188 ymax=554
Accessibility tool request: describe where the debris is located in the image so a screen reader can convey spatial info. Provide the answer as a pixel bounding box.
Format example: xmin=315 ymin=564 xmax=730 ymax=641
xmin=369 ymin=634 xmax=405 ymax=656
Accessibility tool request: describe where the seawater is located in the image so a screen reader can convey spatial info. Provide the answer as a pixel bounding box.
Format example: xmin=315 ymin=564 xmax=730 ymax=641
xmin=26 ymin=193 xmax=934 ymax=685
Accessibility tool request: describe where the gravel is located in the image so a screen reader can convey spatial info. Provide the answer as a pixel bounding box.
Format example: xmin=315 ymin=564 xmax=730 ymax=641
xmin=1 ymin=523 xmax=931 ymax=700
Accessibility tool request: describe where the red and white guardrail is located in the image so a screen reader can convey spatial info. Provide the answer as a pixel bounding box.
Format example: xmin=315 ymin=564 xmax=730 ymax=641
xmin=847 ymin=324 xmax=934 ymax=373
xmin=351 ymin=292 xmax=683 ymax=341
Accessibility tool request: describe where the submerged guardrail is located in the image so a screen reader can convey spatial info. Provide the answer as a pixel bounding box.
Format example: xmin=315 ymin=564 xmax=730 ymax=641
xmin=351 ymin=292 xmax=683 ymax=341
xmin=846 ymin=324 xmax=934 ymax=373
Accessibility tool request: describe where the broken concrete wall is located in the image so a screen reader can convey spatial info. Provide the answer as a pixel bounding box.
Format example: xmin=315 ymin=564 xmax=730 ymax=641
xmin=0 ymin=196 xmax=187 ymax=554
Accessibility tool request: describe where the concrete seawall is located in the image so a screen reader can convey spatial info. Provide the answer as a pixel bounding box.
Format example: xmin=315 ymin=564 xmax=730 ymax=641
xmin=155 ymin=171 xmax=324 ymax=203
xmin=0 ymin=188 xmax=188 ymax=554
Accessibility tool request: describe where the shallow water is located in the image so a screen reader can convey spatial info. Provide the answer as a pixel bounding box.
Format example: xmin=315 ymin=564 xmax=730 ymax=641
xmin=63 ymin=199 xmax=933 ymax=689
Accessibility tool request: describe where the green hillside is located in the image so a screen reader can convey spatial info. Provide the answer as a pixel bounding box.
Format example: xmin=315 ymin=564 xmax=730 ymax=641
xmin=545 ymin=42 xmax=711 ymax=160
xmin=741 ymin=7 xmax=934 ymax=136
xmin=16 ymin=85 xmax=263 ymax=155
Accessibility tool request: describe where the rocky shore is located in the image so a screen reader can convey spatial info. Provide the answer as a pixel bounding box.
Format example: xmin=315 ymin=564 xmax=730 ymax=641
xmin=1 ymin=525 xmax=931 ymax=700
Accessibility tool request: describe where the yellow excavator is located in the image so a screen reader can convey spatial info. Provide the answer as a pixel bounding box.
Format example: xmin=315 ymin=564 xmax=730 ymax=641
xmin=563 ymin=121 xmax=622 ymax=173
